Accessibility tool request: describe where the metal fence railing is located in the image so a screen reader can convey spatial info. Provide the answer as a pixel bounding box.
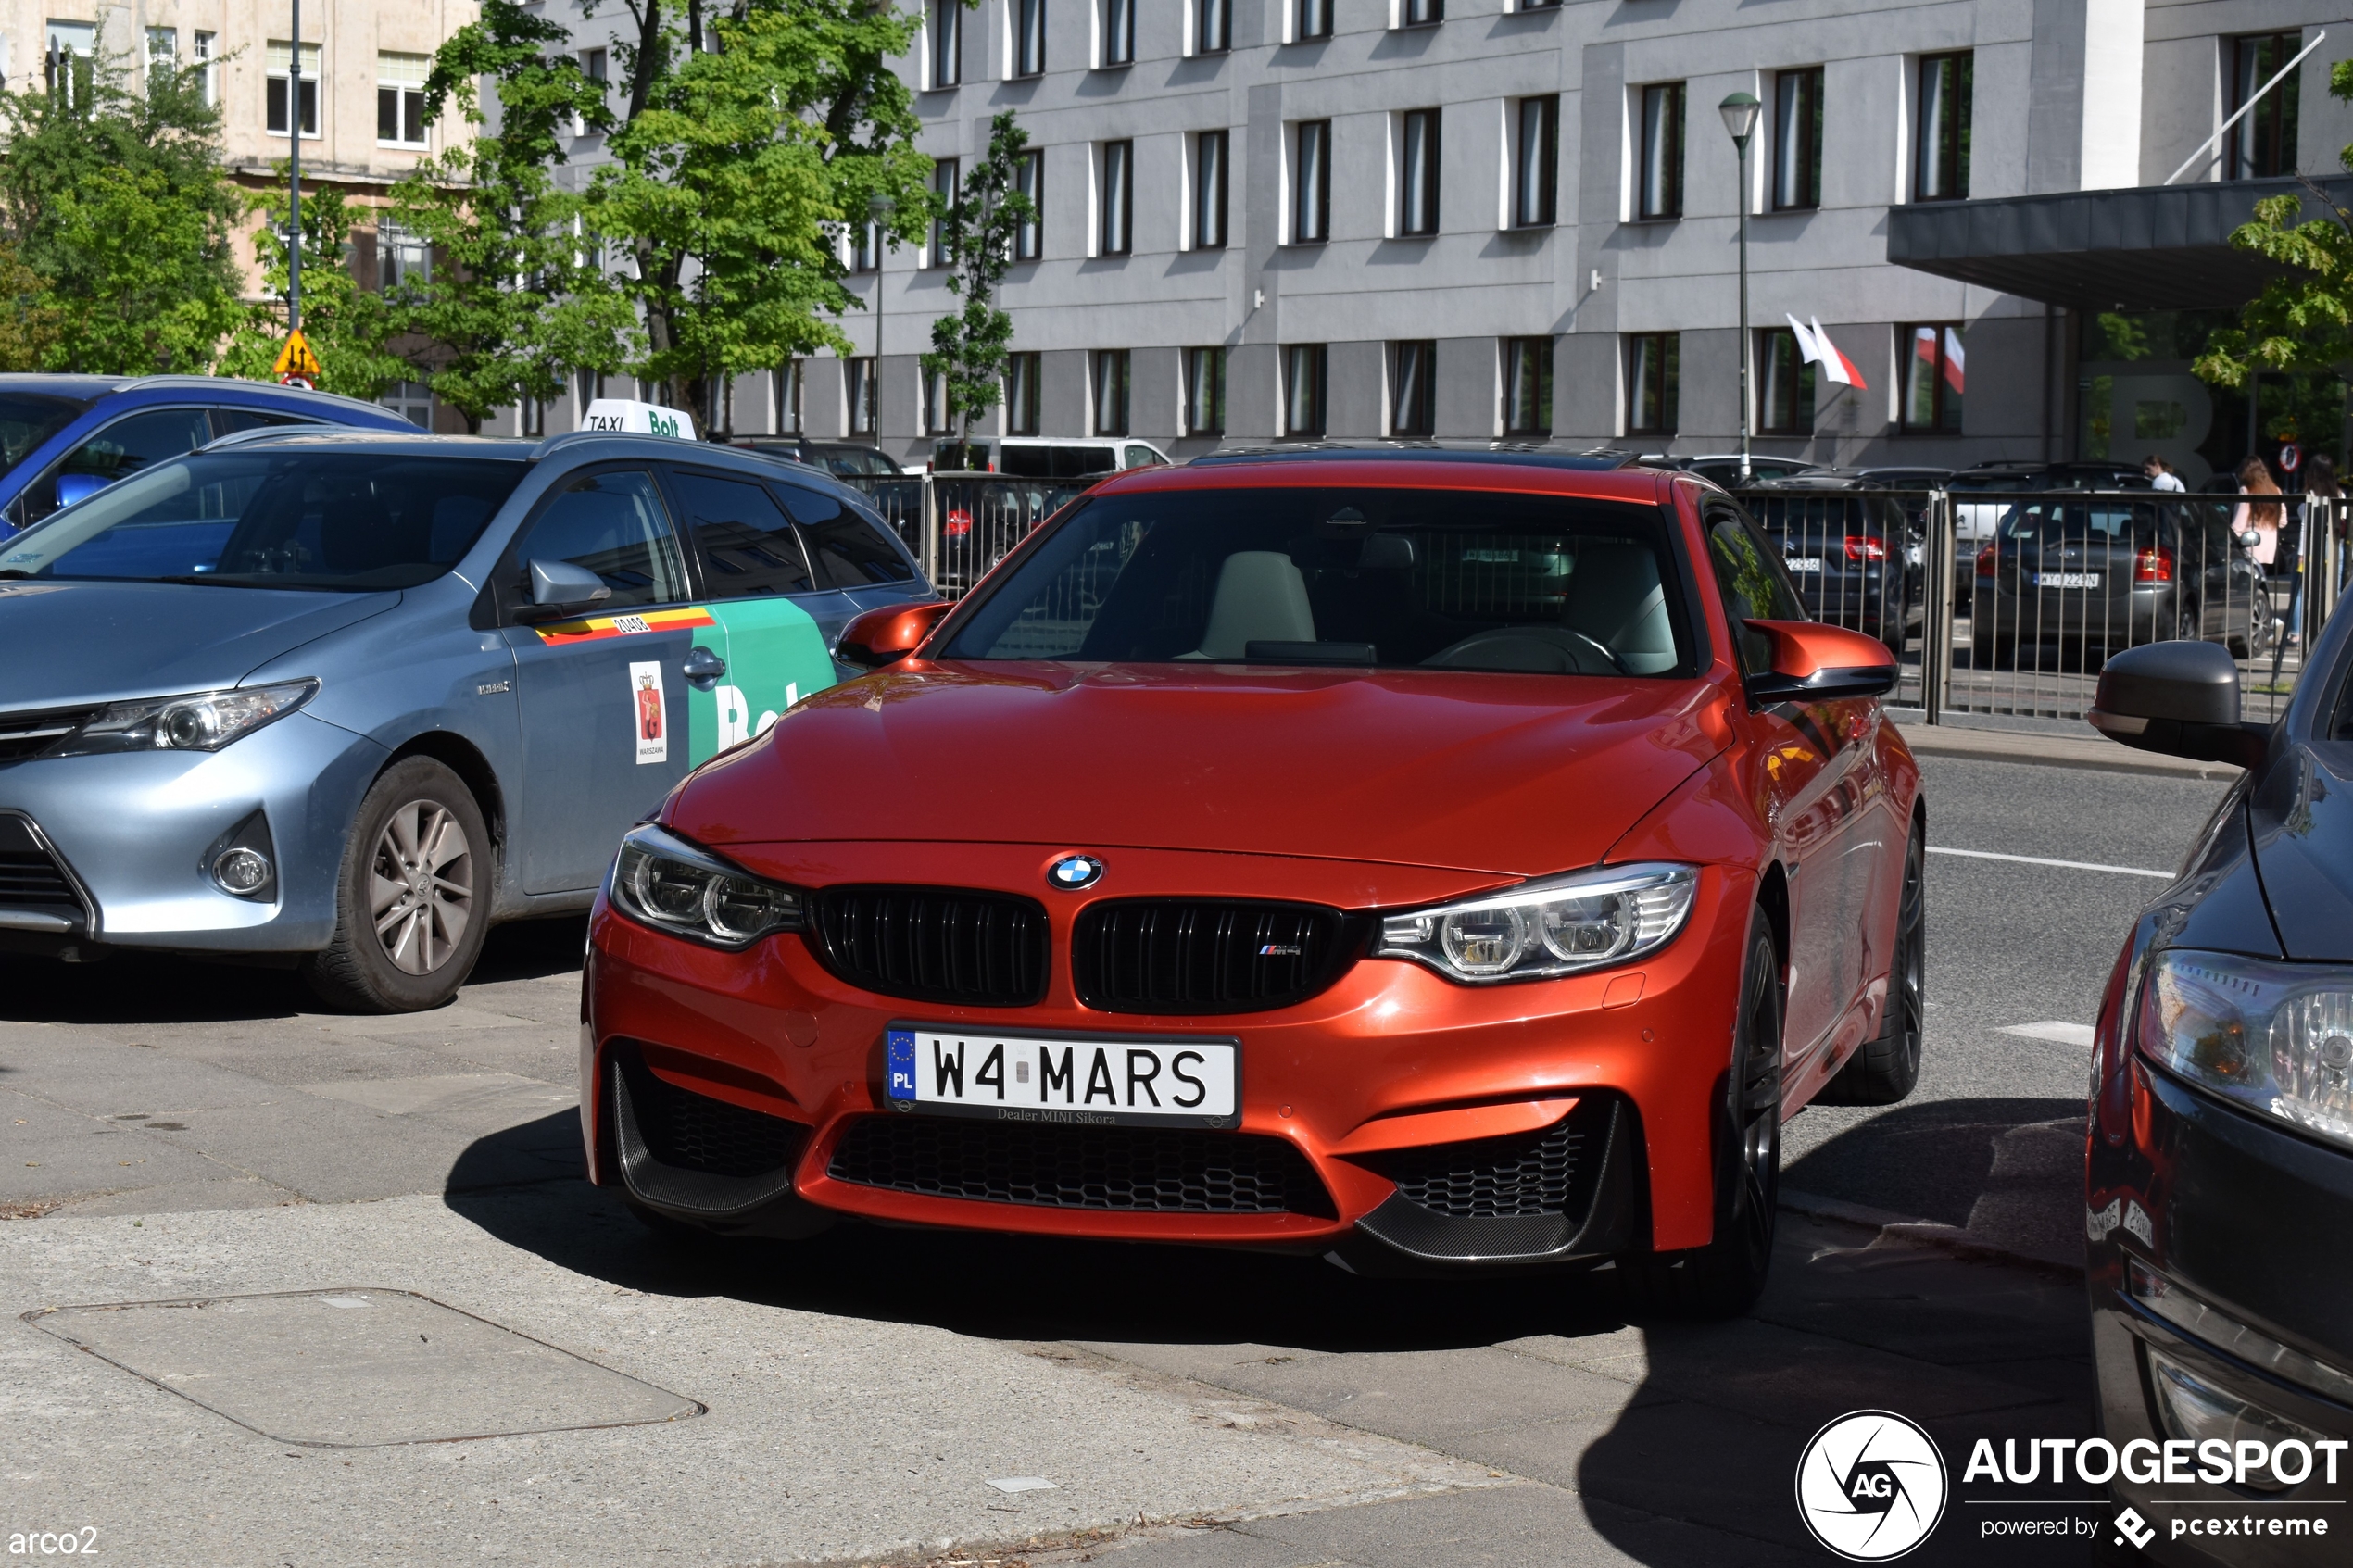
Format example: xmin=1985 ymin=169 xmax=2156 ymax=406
xmin=839 ymin=470 xmax=1094 ymax=597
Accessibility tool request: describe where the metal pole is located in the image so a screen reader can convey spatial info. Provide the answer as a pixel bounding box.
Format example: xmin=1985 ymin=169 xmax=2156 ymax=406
xmin=1923 ymin=490 xmax=1953 ymax=724
xmin=1737 ymin=141 xmax=1751 ymax=482
xmin=2164 ymin=31 xmax=2324 ymax=185
xmin=287 ymin=0 xmax=301 ymax=334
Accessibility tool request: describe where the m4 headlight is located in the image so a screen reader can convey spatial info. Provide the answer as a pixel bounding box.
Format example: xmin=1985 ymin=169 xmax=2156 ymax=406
xmin=2138 ymin=949 xmax=2353 ymax=1151
xmin=48 ymin=679 xmax=318 ymax=757
xmin=609 ymin=822 xmax=805 ymax=950
xmin=1376 ymin=863 xmax=1699 ymax=985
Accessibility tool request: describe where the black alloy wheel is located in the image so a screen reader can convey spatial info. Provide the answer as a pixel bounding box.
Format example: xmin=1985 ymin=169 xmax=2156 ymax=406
xmin=1822 ymin=821 xmax=1926 ymax=1105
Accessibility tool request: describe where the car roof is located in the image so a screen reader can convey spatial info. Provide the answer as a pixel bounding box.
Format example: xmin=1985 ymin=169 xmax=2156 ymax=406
xmin=0 ymin=371 xmax=405 ymax=424
xmin=1091 ymin=452 xmax=1672 ymax=502
xmin=1190 ymin=444 xmax=1644 ymax=471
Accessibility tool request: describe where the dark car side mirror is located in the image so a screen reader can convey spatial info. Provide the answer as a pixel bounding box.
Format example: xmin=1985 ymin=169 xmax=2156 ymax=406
xmin=1741 ymin=619 xmax=1899 ymax=705
xmin=837 ymin=599 xmax=953 ymax=668
xmin=515 ymin=558 xmax=613 ymax=623
xmin=2088 ymin=641 xmax=2270 ymax=769
xmin=54 ymin=472 xmax=109 ymax=509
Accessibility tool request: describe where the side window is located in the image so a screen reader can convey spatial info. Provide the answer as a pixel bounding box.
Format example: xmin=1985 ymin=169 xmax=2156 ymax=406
xmin=669 ymin=469 xmax=814 ymax=598
xmin=774 ymin=482 xmax=914 ymax=588
xmin=509 ymin=469 xmax=687 ymax=611
xmin=20 ymin=408 xmax=212 ymax=523
xmin=1706 ymin=509 xmax=1806 ymax=673
xmin=215 ymin=408 xmax=321 ymax=434
xmin=1123 ymin=445 xmax=1165 ymax=470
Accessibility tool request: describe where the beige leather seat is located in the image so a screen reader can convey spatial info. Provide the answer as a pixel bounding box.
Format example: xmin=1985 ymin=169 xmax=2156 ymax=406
xmin=1185 ymin=550 xmax=1316 ymax=659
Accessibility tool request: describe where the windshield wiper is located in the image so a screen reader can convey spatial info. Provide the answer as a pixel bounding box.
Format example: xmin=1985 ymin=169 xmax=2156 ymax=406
xmin=146 ymin=574 xmax=250 ymax=587
xmin=0 ymin=569 xmax=31 ymax=580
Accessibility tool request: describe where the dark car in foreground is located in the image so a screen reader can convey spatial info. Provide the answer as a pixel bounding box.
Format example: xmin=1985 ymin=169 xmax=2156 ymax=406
xmin=2086 ymin=635 xmax=2353 ymax=1556
xmin=1973 ymin=494 xmax=2263 ymax=668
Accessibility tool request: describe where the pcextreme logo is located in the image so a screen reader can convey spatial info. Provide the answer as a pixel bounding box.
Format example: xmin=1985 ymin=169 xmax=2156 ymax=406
xmin=1795 ymin=1410 xmax=1950 ymax=1561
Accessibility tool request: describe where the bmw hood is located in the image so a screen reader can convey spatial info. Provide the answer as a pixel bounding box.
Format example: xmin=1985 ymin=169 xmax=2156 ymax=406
xmin=669 ymin=660 xmax=1734 ymax=877
xmin=0 ymin=580 xmax=399 ymax=711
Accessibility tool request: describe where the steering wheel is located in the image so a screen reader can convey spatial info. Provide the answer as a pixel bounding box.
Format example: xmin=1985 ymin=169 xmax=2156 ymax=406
xmin=1423 ymin=625 xmax=1627 ymax=675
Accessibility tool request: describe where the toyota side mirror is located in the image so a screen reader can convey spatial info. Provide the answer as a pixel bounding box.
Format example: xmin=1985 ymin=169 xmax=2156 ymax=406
xmin=837 ymin=599 xmax=953 ymax=668
xmin=518 ymin=558 xmax=613 ymax=622
xmin=2088 ymin=640 xmax=2270 ymax=769
xmin=1741 ymin=619 xmax=1899 ymax=705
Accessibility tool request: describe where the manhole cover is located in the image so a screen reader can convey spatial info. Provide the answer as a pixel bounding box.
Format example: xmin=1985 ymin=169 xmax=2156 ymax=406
xmin=24 ymin=1288 xmax=703 ymax=1447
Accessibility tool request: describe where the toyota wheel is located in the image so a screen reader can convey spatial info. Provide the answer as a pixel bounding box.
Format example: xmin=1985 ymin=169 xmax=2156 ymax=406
xmin=301 ymin=757 xmax=493 ymax=1012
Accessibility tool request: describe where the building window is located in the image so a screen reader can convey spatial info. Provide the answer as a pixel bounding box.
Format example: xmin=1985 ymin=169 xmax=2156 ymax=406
xmin=929 ymin=157 xmax=960 ymax=265
xmin=1015 ymin=0 xmax=1047 ymax=77
xmin=1391 ymin=341 xmax=1436 ymax=436
xmin=1006 ymin=352 xmax=1042 ymax=434
xmin=145 ymin=27 xmax=175 ymax=83
xmin=1015 ymin=151 xmax=1044 ymax=260
xmin=1196 ymin=0 xmax=1231 ymax=54
xmin=774 ymin=361 xmax=803 ymax=433
xmin=1099 ymin=141 xmax=1133 ymax=256
xmin=1503 ymin=338 xmax=1553 ymax=436
xmin=1093 ymin=349 xmax=1131 ymax=435
xmin=1297 ymin=0 xmax=1332 ymax=40
xmin=267 ymin=41 xmax=321 ymax=138
xmin=1516 ymin=0 xmax=1559 ymax=9
xmin=1626 ymin=332 xmax=1678 ymax=435
xmin=1901 ymin=323 xmax=1965 ymax=433
xmin=929 ymin=0 xmax=963 ymax=87
xmin=520 ymin=397 xmax=547 ymax=438
xmin=1401 ymin=0 xmax=1442 ymax=27
xmin=924 ymin=368 xmax=952 ymax=434
xmin=1914 ymin=52 xmax=1971 ymax=202
xmin=851 ymin=219 xmax=881 ymax=272
xmin=1757 ymin=328 xmax=1816 ymax=435
xmin=1102 ymin=0 xmax=1135 ymax=66
xmin=1185 ymin=347 xmax=1226 ymax=436
xmin=2231 ymin=33 xmax=2302 ymax=180
xmin=1194 ymin=131 xmax=1229 ymax=249
xmin=1285 ymin=345 xmax=1327 ymax=437
xmin=1292 ymin=120 xmax=1331 ymax=243
xmin=1636 ymin=82 xmax=1684 ymax=220
xmin=194 ymin=31 xmax=218 ymax=105
xmin=575 ymin=370 xmax=601 ymax=416
xmin=1512 ymin=95 xmax=1559 ymax=228
xmin=379 ymin=222 xmax=430 ymax=291
xmin=575 ymin=48 xmax=609 ymax=134
xmin=384 ymin=382 xmax=434 ymax=429
xmin=1772 ymin=67 xmax=1821 ymax=211
xmin=45 ymin=20 xmax=94 ymax=107
xmin=847 ymin=358 xmax=879 ymax=436
xmin=1398 ymin=109 xmax=1441 ymax=236
xmin=380 ymin=53 xmax=429 ymax=145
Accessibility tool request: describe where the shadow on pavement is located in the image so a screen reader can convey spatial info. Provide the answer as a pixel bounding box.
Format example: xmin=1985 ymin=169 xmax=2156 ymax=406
xmin=1786 ymin=1095 xmax=2084 ymax=1227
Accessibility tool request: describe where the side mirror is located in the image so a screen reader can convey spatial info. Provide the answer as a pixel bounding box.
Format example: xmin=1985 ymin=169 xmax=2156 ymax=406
xmin=2239 ymin=528 xmax=2264 ymax=550
xmin=837 ymin=599 xmax=953 ymax=668
xmin=1741 ymin=619 xmax=1899 ymax=705
xmin=2088 ymin=640 xmax=2270 ymax=769
xmin=54 ymin=472 xmax=108 ymax=509
xmin=519 ymin=558 xmax=613 ymax=621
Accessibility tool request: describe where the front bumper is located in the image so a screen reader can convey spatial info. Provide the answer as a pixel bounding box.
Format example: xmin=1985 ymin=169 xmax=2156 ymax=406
xmin=581 ymin=845 xmax=1757 ymax=1265
xmin=0 ymin=712 xmax=386 ymax=953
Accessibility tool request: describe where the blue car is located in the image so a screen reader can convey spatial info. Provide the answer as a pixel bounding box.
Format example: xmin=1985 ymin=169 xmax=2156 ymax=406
xmin=0 ymin=374 xmax=416 ymax=534
xmin=0 ymin=426 xmax=937 ymax=1010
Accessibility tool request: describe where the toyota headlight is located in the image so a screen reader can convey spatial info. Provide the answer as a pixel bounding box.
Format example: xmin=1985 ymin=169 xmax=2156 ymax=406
xmin=47 ymin=679 xmax=319 ymax=757
xmin=609 ymin=822 xmax=804 ymax=949
xmin=2138 ymin=949 xmax=2353 ymax=1151
xmin=1376 ymin=863 xmax=1699 ymax=984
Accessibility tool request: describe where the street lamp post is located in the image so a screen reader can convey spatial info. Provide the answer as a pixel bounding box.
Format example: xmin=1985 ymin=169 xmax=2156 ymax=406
xmin=1719 ymin=91 xmax=1760 ymax=482
xmin=868 ymin=194 xmax=895 ymax=444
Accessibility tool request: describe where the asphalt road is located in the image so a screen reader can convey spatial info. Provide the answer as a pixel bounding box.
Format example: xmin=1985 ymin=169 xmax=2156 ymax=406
xmin=0 ymin=750 xmax=2236 ymax=1567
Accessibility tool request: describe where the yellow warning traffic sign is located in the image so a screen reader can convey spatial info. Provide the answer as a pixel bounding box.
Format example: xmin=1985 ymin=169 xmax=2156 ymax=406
xmin=272 ymin=329 xmax=321 ymax=383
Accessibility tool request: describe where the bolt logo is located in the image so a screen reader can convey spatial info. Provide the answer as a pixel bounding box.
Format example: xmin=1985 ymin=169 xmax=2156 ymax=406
xmin=1794 ymin=1410 xmax=1948 ymax=1561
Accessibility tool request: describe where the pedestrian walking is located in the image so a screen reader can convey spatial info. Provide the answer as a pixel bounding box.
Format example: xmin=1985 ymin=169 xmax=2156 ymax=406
xmin=2145 ymin=454 xmax=2185 ymax=493
xmin=2292 ymin=452 xmax=2343 ymax=645
xmin=2235 ymin=456 xmax=2287 ymax=649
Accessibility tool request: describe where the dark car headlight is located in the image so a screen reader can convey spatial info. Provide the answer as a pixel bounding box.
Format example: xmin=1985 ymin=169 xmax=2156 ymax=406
xmin=609 ymin=822 xmax=805 ymax=949
xmin=1376 ymin=863 xmax=1699 ymax=985
xmin=2137 ymin=949 xmax=2353 ymax=1151
xmin=47 ymin=679 xmax=318 ymax=757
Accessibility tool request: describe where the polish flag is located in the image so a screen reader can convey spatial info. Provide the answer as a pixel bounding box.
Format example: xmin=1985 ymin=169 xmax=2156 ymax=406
xmin=1941 ymin=327 xmax=1966 ymax=395
xmin=1809 ymin=315 xmax=1869 ymax=390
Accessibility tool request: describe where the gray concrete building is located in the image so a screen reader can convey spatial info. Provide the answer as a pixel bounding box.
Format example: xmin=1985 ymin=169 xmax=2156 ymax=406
xmin=512 ymin=1 xmax=2353 ymax=485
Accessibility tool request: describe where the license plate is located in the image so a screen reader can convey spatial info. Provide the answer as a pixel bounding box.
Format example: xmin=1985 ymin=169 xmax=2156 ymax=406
xmin=2035 ymin=571 xmax=2100 ymax=589
xmin=1786 ymin=558 xmax=1825 ymax=572
xmin=886 ymin=1028 xmax=1239 ymax=1128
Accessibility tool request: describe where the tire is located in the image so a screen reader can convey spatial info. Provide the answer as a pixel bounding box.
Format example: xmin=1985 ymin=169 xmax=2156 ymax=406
xmin=1820 ymin=822 xmax=1925 ymax=1106
xmin=301 ymin=757 xmax=494 ymax=1013
xmin=1619 ymin=910 xmax=1783 ymax=1321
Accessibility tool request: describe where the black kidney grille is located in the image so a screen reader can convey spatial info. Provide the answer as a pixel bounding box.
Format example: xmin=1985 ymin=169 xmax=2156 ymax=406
xmin=0 ymin=707 xmax=99 ymax=765
xmin=812 ymin=885 xmax=1049 ymax=1007
xmin=630 ymin=1065 xmax=808 ymax=1179
xmin=1073 ymin=899 xmax=1358 ymax=1014
xmin=829 ymin=1116 xmax=1337 ymax=1217
xmin=1365 ymin=1105 xmax=1601 ymax=1220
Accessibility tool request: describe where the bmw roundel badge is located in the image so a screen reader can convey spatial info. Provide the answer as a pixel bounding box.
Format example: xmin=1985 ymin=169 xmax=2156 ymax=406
xmin=1048 ymin=854 xmax=1104 ymax=891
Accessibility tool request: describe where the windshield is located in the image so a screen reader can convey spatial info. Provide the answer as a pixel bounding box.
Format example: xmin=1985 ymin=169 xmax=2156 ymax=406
xmin=0 ymin=392 xmax=90 ymax=482
xmin=941 ymin=486 xmax=1697 ymax=677
xmin=0 ymin=450 xmax=529 ymax=590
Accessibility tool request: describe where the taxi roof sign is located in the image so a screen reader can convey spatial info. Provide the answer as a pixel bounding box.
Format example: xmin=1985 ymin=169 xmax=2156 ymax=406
xmin=272 ymin=329 xmax=322 ymax=384
xmin=582 ymin=398 xmax=697 ymax=441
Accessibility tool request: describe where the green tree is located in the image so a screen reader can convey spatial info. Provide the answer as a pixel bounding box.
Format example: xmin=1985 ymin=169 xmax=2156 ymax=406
xmin=0 ymin=241 xmax=62 ymax=371
xmin=382 ymin=0 xmax=635 ymax=432
xmin=0 ymin=34 xmax=245 ymax=373
xmin=217 ymin=180 xmax=409 ymax=399
xmin=922 ymin=112 xmax=1034 ymax=458
xmin=585 ymin=0 xmax=937 ymax=433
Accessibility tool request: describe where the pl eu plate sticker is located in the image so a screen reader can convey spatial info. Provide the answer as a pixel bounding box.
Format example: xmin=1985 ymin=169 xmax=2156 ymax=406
xmin=629 ymin=660 xmax=667 ymax=764
xmin=886 ymin=1029 xmax=917 ymax=1102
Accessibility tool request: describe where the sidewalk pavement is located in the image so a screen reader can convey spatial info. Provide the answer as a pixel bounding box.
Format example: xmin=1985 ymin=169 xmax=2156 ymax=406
xmin=1890 ymin=718 xmax=2241 ymax=781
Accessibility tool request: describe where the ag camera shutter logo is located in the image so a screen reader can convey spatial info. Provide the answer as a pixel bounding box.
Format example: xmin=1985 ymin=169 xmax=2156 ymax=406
xmin=1794 ymin=1410 xmax=1948 ymax=1561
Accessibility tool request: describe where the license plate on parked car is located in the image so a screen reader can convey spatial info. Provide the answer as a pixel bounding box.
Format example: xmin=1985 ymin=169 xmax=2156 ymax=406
xmin=2034 ymin=571 xmax=2100 ymax=589
xmin=886 ymin=1028 xmax=1239 ymax=1127
xmin=1785 ymin=558 xmax=1825 ymax=572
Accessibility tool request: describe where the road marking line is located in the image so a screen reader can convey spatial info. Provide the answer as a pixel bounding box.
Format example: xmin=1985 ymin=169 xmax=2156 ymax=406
xmin=1999 ymin=1021 xmax=2097 ymax=1047
xmin=1928 ymin=846 xmax=2171 ymax=879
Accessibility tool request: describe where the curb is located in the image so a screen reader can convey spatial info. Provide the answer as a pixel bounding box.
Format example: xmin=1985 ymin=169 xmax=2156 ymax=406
xmin=1779 ymin=1186 xmax=2085 ymax=1279
xmin=1892 ymin=723 xmax=2241 ymax=782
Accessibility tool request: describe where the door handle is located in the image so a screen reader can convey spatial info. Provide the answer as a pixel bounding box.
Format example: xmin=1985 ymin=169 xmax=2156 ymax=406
xmin=683 ymin=647 xmax=727 ymax=687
